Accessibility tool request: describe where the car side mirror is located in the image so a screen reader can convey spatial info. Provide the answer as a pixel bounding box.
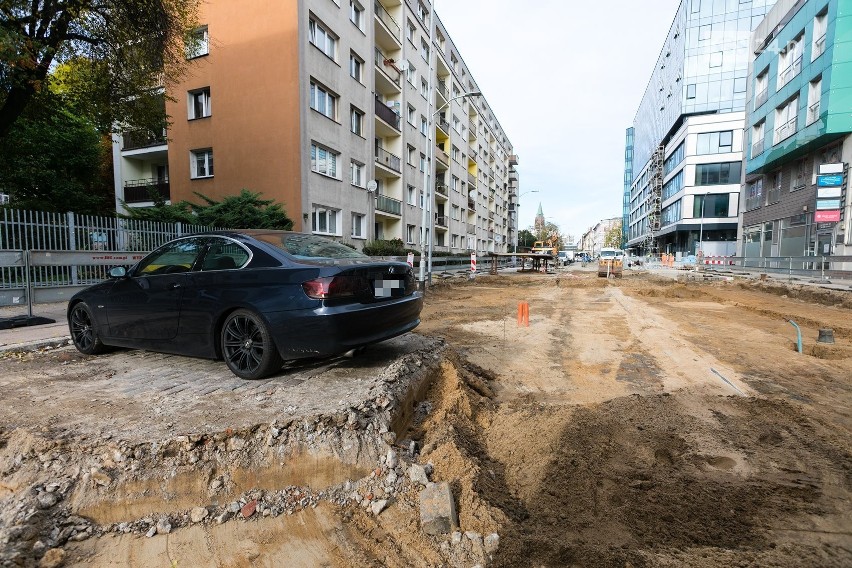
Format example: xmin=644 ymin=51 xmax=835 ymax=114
xmin=109 ymin=266 xmax=128 ymax=278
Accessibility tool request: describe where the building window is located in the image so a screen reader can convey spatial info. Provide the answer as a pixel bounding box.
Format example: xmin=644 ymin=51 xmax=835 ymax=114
xmin=696 ymin=131 xmax=734 ymax=155
xmin=419 ymin=153 xmax=426 ymax=172
xmin=312 ymin=206 xmax=340 ymax=235
xmin=350 ymin=160 xmax=365 ymax=187
xmin=349 ymin=1 xmax=364 ymax=30
xmin=777 ymin=32 xmax=804 ymax=88
xmin=450 ymin=53 xmax=458 ymax=71
xmin=406 ymin=20 xmax=415 ymax=43
xmin=188 ymin=87 xmax=211 ymax=119
xmin=420 ymin=115 xmax=427 ymax=136
xmin=407 ymin=145 xmax=416 ymax=166
xmin=663 ymin=170 xmax=684 ymax=200
xmin=663 ymin=142 xmax=685 ymax=175
xmin=451 ymin=145 xmax=460 ymax=162
xmin=792 ymin=158 xmax=808 ymax=191
xmin=773 ymin=96 xmax=798 ymax=144
xmin=807 ymin=76 xmax=822 ymax=125
xmin=686 ymin=84 xmax=696 ymax=99
xmin=698 ymin=24 xmax=711 ymax=41
xmin=407 ymin=105 xmax=415 ymax=125
xmin=812 ymin=10 xmax=828 ymax=61
xmin=310 ymin=81 xmax=337 ymax=120
xmin=309 ymin=18 xmax=337 ymax=60
xmin=190 ymin=149 xmax=213 ymax=179
xmin=693 ymin=194 xmax=729 ymax=218
xmin=420 ymin=77 xmax=429 ymax=98
xmin=451 ymin=175 xmax=459 ymax=192
xmin=405 ymin=64 xmax=417 ymax=85
xmin=186 ymin=26 xmax=209 ymax=59
xmin=745 ymin=178 xmax=763 ymax=211
xmin=416 ymin=2 xmax=429 ymax=25
xmin=709 ymin=51 xmax=722 ymax=67
xmin=350 ymin=106 xmax=364 ymax=136
xmin=694 ymin=162 xmax=741 ymax=186
xmin=351 ymin=213 xmax=366 ymax=238
xmin=767 ymin=171 xmax=782 ymax=204
xmin=751 ymin=121 xmax=765 ymax=157
xmin=420 ymin=38 xmax=430 ymax=61
xmin=407 ymin=185 xmax=417 ymax=205
xmin=349 ymin=52 xmax=363 ymax=82
xmin=310 ymin=143 xmax=339 ymax=178
xmin=754 ymin=68 xmax=769 ymax=108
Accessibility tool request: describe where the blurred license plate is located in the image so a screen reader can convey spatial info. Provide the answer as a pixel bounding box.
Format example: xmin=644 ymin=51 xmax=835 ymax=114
xmin=374 ymin=278 xmax=404 ymax=298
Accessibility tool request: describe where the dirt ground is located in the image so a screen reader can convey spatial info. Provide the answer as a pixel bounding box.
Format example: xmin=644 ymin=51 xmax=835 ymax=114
xmin=1 ymin=269 xmax=851 ymax=567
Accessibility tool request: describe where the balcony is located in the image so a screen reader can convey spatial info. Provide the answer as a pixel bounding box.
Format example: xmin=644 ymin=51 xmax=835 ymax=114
xmin=375 ymin=194 xmax=402 ymax=216
xmin=813 ymin=33 xmax=826 ymax=60
xmin=124 ymin=178 xmax=170 ymax=203
xmin=436 ymin=79 xmax=449 ymax=102
xmin=774 ymin=117 xmax=797 ymax=144
xmin=751 ymin=138 xmax=764 ymax=157
xmin=508 ymin=154 xmax=519 ymax=166
xmin=754 ymin=88 xmax=768 ymax=109
xmin=487 ymin=230 xmax=494 ymax=240
xmin=375 ymin=147 xmax=401 ymax=173
xmin=437 ymin=116 xmax=450 ymax=135
xmin=467 ymin=173 xmax=476 ymax=187
xmin=467 ymin=195 xmax=475 ymax=208
xmin=808 ymin=100 xmax=821 ymax=125
xmin=435 ymin=215 xmax=448 ymax=228
xmin=374 ymin=97 xmax=401 ymax=131
xmin=434 ymin=144 xmax=449 ymax=166
xmin=435 ymin=183 xmax=448 ymax=198
xmin=374 ymin=1 xmax=401 ymax=47
xmin=778 ymin=55 xmax=802 ymax=88
xmin=467 ymin=223 xmax=476 ymax=235
xmin=374 ymin=48 xmax=401 ymax=89
xmin=122 ymin=129 xmax=166 ymax=151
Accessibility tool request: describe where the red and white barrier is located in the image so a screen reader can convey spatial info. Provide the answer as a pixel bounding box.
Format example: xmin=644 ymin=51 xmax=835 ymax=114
xmin=703 ymin=256 xmax=735 ymax=265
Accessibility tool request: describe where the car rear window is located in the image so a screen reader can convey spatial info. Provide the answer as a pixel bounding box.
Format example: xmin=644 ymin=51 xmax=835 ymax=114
xmin=251 ymin=232 xmax=368 ymax=260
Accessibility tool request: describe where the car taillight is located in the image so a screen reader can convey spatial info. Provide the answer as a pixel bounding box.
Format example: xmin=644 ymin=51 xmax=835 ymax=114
xmin=302 ymin=276 xmax=358 ymax=299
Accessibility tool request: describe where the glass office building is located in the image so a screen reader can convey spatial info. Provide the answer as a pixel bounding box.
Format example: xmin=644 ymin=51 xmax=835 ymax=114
xmin=626 ymin=0 xmax=778 ymax=254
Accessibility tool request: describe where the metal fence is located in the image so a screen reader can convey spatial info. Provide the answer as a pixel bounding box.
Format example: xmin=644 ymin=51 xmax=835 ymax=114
xmin=1 ymin=208 xmax=220 ymax=309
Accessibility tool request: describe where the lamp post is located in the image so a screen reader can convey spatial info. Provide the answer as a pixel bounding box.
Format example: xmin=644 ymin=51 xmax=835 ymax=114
xmin=513 ymin=190 xmax=539 ymax=253
xmin=418 ymin=90 xmax=482 ymax=289
xmin=698 ymin=192 xmax=709 ymax=255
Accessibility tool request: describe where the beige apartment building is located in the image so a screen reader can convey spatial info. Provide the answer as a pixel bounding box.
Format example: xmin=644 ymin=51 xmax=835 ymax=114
xmin=111 ymin=0 xmax=520 ymax=254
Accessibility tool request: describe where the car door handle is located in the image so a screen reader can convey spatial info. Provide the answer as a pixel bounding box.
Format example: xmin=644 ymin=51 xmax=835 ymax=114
xmin=170 ymin=283 xmax=182 ymax=289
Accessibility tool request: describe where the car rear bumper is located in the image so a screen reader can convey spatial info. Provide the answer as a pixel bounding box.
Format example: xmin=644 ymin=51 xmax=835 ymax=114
xmin=265 ymin=292 xmax=424 ymax=359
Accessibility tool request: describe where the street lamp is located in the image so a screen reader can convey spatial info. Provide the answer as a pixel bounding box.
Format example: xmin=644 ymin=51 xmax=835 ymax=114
xmin=513 ymin=190 xmax=539 ymax=253
xmin=698 ymin=192 xmax=709 ymax=255
xmin=419 ymin=90 xmax=482 ymax=289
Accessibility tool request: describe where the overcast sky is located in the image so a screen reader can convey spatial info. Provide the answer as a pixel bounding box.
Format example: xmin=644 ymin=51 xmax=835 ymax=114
xmin=436 ymin=0 xmax=682 ymax=242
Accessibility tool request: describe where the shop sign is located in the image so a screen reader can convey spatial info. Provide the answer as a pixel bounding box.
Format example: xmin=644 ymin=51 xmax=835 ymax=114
xmin=815 ymin=210 xmax=841 ymax=222
xmin=817 ymin=187 xmax=842 ymax=199
xmin=817 ymin=174 xmax=844 ymax=187
xmin=816 ymin=199 xmax=842 ymax=210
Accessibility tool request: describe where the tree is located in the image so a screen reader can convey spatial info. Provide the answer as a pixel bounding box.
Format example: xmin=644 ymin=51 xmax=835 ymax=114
xmin=517 ymin=229 xmax=536 ymax=250
xmin=123 ymin=190 xmax=294 ymax=230
xmin=604 ymin=224 xmax=623 ymax=248
xmin=534 ymin=221 xmax=564 ymax=249
xmin=0 ymin=0 xmax=199 ymax=138
xmin=0 ymin=92 xmax=113 ymax=214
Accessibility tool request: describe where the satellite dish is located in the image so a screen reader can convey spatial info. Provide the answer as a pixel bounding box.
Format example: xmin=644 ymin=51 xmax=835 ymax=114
xmin=397 ymin=59 xmax=410 ymax=72
xmin=366 ymin=180 xmax=378 ymax=193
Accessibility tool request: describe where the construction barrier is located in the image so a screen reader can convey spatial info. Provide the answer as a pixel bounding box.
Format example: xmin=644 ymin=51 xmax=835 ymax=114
xmin=517 ymin=301 xmax=529 ymax=327
xmin=703 ymin=256 xmax=735 ymax=265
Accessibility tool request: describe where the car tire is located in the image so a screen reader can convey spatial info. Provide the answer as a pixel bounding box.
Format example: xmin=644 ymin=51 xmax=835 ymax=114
xmin=221 ymin=309 xmax=283 ymax=380
xmin=69 ymin=302 xmax=107 ymax=355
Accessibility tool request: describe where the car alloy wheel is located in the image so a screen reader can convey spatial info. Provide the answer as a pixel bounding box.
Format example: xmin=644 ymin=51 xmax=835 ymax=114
xmin=221 ymin=309 xmax=283 ymax=380
xmin=69 ymin=303 xmax=106 ymax=355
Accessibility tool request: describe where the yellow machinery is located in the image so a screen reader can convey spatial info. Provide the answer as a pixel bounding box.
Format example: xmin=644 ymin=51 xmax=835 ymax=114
xmin=597 ymin=247 xmax=624 ymax=278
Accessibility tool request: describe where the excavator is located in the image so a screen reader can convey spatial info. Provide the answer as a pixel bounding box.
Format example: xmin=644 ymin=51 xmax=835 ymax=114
xmin=531 ymin=233 xmax=558 ymax=256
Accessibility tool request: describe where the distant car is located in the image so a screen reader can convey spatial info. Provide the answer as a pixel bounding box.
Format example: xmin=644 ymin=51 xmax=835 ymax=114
xmin=67 ymin=231 xmax=423 ymax=379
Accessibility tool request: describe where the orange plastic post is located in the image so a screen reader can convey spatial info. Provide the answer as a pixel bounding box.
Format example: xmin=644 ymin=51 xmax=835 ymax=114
xmin=523 ymin=302 xmax=530 ymax=326
xmin=517 ymin=302 xmax=523 ymax=326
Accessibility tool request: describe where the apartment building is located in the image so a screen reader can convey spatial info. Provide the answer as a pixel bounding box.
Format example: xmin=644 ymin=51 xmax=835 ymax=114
xmin=111 ymin=0 xmax=520 ymax=254
xmin=740 ymin=0 xmax=852 ymax=258
xmin=579 ymin=217 xmax=621 ymax=257
xmin=625 ymin=0 xmax=778 ymax=256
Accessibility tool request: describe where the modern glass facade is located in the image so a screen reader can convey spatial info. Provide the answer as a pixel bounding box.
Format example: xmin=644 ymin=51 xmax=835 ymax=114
xmin=628 ymin=0 xmax=778 ymax=253
xmin=622 ymin=127 xmax=634 ymax=247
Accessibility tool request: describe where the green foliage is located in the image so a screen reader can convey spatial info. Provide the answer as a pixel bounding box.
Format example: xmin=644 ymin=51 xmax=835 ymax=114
xmin=604 ymin=224 xmax=623 ymax=248
xmin=517 ymin=229 xmax=536 ymax=248
xmin=0 ymin=0 xmax=200 ymax=138
xmin=362 ymin=238 xmax=419 ymax=257
xmin=0 ymin=93 xmax=113 ymax=214
xmin=122 ymin=190 xmax=294 ymax=230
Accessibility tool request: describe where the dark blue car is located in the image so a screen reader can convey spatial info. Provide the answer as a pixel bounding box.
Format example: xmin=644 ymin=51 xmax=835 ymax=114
xmin=67 ymin=231 xmax=423 ymax=379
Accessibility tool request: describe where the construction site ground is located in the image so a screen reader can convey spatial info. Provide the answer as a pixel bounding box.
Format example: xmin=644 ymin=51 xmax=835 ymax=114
xmin=1 ymin=267 xmax=851 ymax=567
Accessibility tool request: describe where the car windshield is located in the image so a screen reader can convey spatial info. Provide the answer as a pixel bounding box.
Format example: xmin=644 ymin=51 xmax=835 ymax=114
xmin=600 ymin=250 xmax=623 ymax=258
xmin=248 ymin=232 xmax=368 ymax=260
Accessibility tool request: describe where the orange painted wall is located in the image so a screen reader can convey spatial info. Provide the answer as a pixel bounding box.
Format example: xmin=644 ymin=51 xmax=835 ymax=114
xmin=166 ymin=1 xmax=303 ymax=230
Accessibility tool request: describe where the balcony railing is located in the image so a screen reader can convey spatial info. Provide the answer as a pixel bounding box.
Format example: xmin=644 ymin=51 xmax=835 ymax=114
xmin=808 ymin=101 xmax=821 ymax=124
xmin=774 ymin=117 xmax=797 ymax=144
xmin=124 ymin=179 xmax=170 ymax=203
xmin=436 ymin=79 xmax=448 ymax=100
xmin=467 ymin=173 xmax=476 ymax=186
xmin=754 ymin=87 xmax=768 ymax=109
xmin=374 ymin=1 xmax=401 ymax=40
xmin=435 ymin=215 xmax=448 ymax=228
xmin=778 ymin=55 xmax=802 ymax=88
xmin=374 ymin=97 xmax=401 ymax=130
xmin=375 ymin=146 xmax=401 ymax=173
xmin=437 ymin=116 xmax=450 ymax=133
xmin=434 ymin=144 xmax=449 ymax=165
xmin=751 ymin=138 xmax=765 ymax=157
xmin=375 ymin=194 xmax=402 ymax=215
xmin=813 ymin=33 xmax=826 ymax=59
xmin=374 ymin=48 xmax=401 ymax=87
xmin=122 ymin=129 xmax=167 ymax=151
xmin=467 ymin=223 xmax=476 ymax=235
xmin=435 ymin=183 xmax=448 ymax=197
xmin=467 ymin=195 xmax=475 ymax=208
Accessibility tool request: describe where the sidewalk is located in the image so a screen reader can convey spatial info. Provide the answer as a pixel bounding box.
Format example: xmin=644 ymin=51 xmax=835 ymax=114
xmin=0 ymin=301 xmax=71 ymax=353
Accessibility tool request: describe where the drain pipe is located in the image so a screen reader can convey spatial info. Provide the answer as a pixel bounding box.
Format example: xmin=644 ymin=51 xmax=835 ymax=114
xmin=786 ymin=319 xmax=802 ymax=354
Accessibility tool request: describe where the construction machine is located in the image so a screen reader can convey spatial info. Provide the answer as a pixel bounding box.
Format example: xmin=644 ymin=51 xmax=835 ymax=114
xmin=597 ymin=247 xmax=624 ymax=278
